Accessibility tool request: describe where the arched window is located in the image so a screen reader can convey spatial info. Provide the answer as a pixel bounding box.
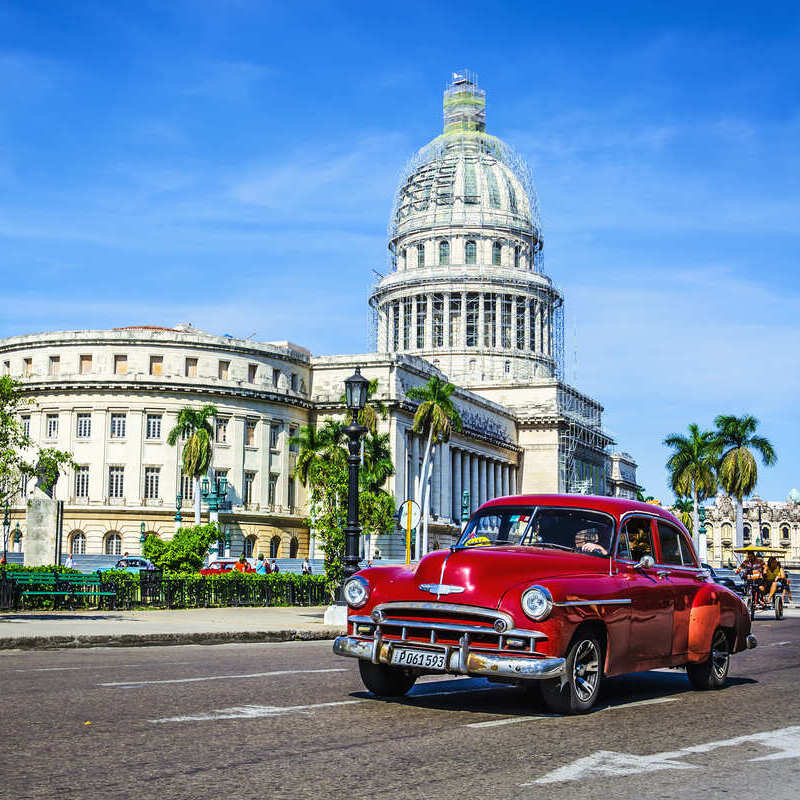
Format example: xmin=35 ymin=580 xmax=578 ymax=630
xmin=105 ymin=532 xmax=122 ymax=555
xmin=513 ymin=246 xmax=520 ymax=268
xmin=781 ymin=526 xmax=790 ymax=540
xmin=270 ymin=535 xmax=281 ymax=559
xmin=504 ymin=360 xmax=511 ymax=374
xmin=743 ymin=525 xmax=751 ymax=541
xmin=492 ymin=241 xmax=502 ymax=266
xmin=217 ymin=537 xmax=227 ymax=558
xmin=401 ymin=249 xmax=407 ymax=269
xmin=244 ymin=535 xmax=256 ymax=558
xmin=468 ymin=359 xmax=476 ymax=372
xmin=720 ymin=523 xmax=733 ymax=545
xmin=70 ymin=531 xmax=86 ymax=555
xmin=289 ymin=536 xmax=299 ymax=558
xmin=465 ymin=240 xmax=477 ymax=265
xmin=417 ymin=242 xmax=425 ymax=267
xmin=761 ymin=526 xmax=770 ymax=544
xmin=439 ymin=240 xmax=450 ymax=265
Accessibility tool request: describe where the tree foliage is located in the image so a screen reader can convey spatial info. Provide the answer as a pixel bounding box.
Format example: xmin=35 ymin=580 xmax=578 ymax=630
xmin=714 ymin=414 xmax=776 ymax=502
xmin=291 ymin=399 xmax=396 ymax=597
xmin=166 ymin=404 xmax=217 ymax=478
xmin=0 ymin=376 xmax=74 ymax=504
xmin=143 ymin=523 xmax=221 ymax=573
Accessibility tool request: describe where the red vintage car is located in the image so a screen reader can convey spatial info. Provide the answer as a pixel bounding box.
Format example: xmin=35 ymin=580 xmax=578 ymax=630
xmin=334 ymin=494 xmax=756 ymax=714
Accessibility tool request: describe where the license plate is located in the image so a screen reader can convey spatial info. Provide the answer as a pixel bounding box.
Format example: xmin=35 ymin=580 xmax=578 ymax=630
xmin=391 ymin=648 xmax=447 ymax=670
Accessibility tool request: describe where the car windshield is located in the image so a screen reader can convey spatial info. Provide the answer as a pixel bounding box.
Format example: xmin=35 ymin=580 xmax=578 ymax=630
xmin=457 ymin=506 xmax=614 ymax=557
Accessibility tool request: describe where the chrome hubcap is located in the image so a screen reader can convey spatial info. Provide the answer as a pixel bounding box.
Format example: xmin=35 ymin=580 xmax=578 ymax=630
xmin=711 ymin=631 xmax=730 ymax=679
xmin=572 ymin=640 xmax=600 ymax=702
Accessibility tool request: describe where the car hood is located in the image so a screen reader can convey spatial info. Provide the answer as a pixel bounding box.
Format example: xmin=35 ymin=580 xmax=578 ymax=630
xmin=370 ymin=546 xmax=608 ymax=608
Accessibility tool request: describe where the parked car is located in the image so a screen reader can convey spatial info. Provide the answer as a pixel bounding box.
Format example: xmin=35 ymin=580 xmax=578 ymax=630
xmin=199 ymin=558 xmax=256 ymax=575
xmin=334 ymin=494 xmax=756 ymax=714
xmin=702 ymin=563 xmax=746 ymax=595
xmin=103 ymin=556 xmax=156 ymax=573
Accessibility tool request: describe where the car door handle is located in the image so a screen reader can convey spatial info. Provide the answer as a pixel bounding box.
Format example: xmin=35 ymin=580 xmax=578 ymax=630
xmin=656 ymin=570 xmax=670 ymax=578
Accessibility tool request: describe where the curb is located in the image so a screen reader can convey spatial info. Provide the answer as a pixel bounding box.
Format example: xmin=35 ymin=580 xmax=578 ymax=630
xmin=0 ymin=628 xmax=344 ymax=651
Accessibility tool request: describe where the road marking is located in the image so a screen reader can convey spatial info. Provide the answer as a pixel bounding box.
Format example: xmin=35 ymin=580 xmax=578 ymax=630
xmin=100 ymin=667 xmax=346 ymax=688
xmin=12 ymin=661 xmax=195 ymax=673
xmin=465 ymin=695 xmax=676 ymax=728
xmin=770 ymin=641 xmax=792 ymax=646
xmin=151 ymin=699 xmax=364 ymax=723
xmin=523 ymin=725 xmax=800 ymax=785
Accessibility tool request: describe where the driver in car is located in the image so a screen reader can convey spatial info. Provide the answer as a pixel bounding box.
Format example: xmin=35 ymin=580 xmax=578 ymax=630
xmin=574 ymin=528 xmax=608 ymax=556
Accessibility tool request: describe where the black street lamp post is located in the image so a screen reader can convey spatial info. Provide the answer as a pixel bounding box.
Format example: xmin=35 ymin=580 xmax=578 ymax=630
xmin=201 ymin=475 xmax=228 ymax=523
xmin=341 ymin=367 xmax=368 ymax=585
xmin=2 ymin=504 xmax=9 ymax=564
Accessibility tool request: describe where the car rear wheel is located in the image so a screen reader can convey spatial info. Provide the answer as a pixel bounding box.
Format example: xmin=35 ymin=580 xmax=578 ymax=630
xmin=774 ymin=594 xmax=784 ymax=620
xmin=358 ymin=661 xmax=416 ymax=698
xmin=541 ymin=635 xmax=602 ymax=715
xmin=687 ymin=628 xmax=730 ymax=690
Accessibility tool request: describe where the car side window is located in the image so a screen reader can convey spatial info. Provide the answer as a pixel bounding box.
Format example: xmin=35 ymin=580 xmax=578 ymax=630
xmin=617 ymin=517 xmax=654 ymax=562
xmin=677 ymin=531 xmax=697 ymax=567
xmin=656 ymin=522 xmax=683 ymax=565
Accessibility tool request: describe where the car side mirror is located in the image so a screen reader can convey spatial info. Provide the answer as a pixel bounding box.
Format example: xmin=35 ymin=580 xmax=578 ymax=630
xmin=635 ymin=555 xmax=655 ymax=569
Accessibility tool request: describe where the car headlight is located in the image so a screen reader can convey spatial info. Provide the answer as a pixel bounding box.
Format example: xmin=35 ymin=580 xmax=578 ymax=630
xmin=521 ymin=585 xmax=553 ymax=621
xmin=342 ymin=575 xmax=370 ymax=608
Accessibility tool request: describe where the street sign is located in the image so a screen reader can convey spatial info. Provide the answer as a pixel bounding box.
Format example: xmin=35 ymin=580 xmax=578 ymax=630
xmin=399 ymin=500 xmax=421 ymax=565
xmin=399 ymin=499 xmax=421 ymax=531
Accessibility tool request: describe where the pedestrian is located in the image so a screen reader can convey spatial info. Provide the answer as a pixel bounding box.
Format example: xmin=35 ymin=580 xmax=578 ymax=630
xmin=301 ymin=557 xmax=311 ymax=575
xmin=256 ymin=553 xmax=267 ymax=575
xmin=233 ymin=554 xmax=248 ymax=573
xmin=271 ymin=558 xmax=280 ymax=574
xmin=65 ymin=553 xmax=75 ymax=570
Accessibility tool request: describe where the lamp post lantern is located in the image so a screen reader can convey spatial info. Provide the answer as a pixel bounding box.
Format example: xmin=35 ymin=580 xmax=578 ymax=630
xmin=175 ymin=493 xmax=183 ymax=532
xmin=341 ymin=367 xmax=368 ymax=585
xmin=139 ymin=521 xmax=147 ymax=547
xmin=201 ymin=475 xmax=228 ymax=523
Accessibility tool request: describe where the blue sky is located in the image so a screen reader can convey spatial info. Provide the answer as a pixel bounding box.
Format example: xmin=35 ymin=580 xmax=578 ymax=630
xmin=1 ymin=1 xmax=798 ymax=502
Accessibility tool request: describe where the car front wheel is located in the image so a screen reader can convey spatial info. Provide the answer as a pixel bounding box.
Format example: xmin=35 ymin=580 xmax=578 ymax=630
xmin=541 ymin=635 xmax=602 ymax=714
xmin=358 ymin=660 xmax=417 ymax=698
xmin=687 ymin=628 xmax=730 ymax=690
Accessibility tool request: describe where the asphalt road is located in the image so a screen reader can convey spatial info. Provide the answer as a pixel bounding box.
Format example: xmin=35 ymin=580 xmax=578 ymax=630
xmin=1 ymin=617 xmax=799 ymax=800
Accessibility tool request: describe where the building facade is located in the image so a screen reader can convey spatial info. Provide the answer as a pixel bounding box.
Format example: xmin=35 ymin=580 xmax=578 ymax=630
xmin=4 ymin=72 xmax=639 ymax=561
xmin=704 ymin=490 xmax=800 ymax=568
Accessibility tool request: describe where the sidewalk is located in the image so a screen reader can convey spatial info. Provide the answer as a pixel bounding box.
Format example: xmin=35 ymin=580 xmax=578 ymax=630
xmin=0 ymin=607 xmax=345 ymax=651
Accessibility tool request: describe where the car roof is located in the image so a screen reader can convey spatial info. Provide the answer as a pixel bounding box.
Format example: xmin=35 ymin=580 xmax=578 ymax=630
xmin=481 ymin=494 xmax=684 ymax=526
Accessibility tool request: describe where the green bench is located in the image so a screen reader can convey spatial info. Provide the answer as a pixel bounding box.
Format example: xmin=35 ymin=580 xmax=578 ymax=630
xmin=4 ymin=571 xmax=118 ymax=610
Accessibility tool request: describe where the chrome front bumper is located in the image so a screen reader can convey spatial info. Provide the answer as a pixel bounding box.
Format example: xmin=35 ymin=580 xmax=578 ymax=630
xmin=333 ymin=635 xmax=566 ymax=681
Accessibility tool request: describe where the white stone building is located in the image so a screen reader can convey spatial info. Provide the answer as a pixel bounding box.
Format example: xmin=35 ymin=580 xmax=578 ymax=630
xmin=3 ymin=72 xmax=639 ymax=561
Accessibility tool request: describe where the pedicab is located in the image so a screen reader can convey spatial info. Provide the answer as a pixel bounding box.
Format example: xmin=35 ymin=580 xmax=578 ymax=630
xmin=733 ymin=545 xmax=789 ymax=620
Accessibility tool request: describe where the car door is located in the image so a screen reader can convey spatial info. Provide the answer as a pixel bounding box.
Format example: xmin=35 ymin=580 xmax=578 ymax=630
xmin=655 ymin=520 xmax=705 ymax=659
xmin=614 ymin=515 xmax=674 ymax=664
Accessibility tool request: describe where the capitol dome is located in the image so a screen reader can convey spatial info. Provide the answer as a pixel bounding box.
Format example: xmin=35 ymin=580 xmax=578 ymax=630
xmin=371 ymin=71 xmax=562 ymax=388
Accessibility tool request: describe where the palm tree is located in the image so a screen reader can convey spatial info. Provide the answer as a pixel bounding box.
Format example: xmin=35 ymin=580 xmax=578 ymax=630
xmin=714 ymin=414 xmax=777 ymax=548
xmin=663 ymin=423 xmax=718 ymax=556
xmin=339 ymin=378 xmax=387 ymax=435
xmin=406 ymin=376 xmax=463 ymax=555
xmin=361 ymin=432 xmax=395 ymax=494
xmin=166 ymin=404 xmax=217 ymax=524
xmin=672 ymin=496 xmax=694 ymax=534
xmin=291 ymin=420 xmax=347 ymax=487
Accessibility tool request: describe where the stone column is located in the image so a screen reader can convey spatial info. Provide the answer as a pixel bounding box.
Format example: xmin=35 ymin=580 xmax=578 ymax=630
xmin=510 ymin=467 xmax=517 ymax=494
xmin=431 ymin=445 xmax=440 ymax=517
xmin=479 ymin=458 xmax=487 ymax=506
xmin=411 ymin=294 xmax=419 ymax=350
xmin=502 ymin=464 xmax=509 ymax=496
xmin=443 ymin=292 xmax=451 ymax=350
xmin=398 ymin=299 xmax=406 ymax=352
xmin=461 ymin=291 xmax=468 ymax=348
xmin=495 ymin=462 xmax=502 ymax=498
xmin=377 ymin=305 xmax=387 ymax=353
xmin=470 ymin=454 xmax=479 ymax=512
xmin=511 ymin=297 xmax=518 ymax=351
xmin=495 ymin=294 xmax=502 ymax=351
xmin=478 ymin=291 xmax=485 ymax=349
xmin=425 ymin=294 xmax=433 ymax=350
xmin=524 ymin=298 xmax=531 ymax=352
xmin=535 ymin=301 xmax=543 ymax=354
xmin=411 ymin=434 xmax=420 ymax=503
xmin=440 ymin=440 xmax=451 ymax=521
xmin=452 ymin=448 xmax=462 ymax=521
xmin=488 ymin=460 xmax=495 ymax=499
xmin=461 ymin=452 xmax=470 ymax=520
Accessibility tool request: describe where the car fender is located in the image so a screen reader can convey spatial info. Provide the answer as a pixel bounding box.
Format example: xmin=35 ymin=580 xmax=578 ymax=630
xmin=687 ymin=583 xmax=748 ymax=662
